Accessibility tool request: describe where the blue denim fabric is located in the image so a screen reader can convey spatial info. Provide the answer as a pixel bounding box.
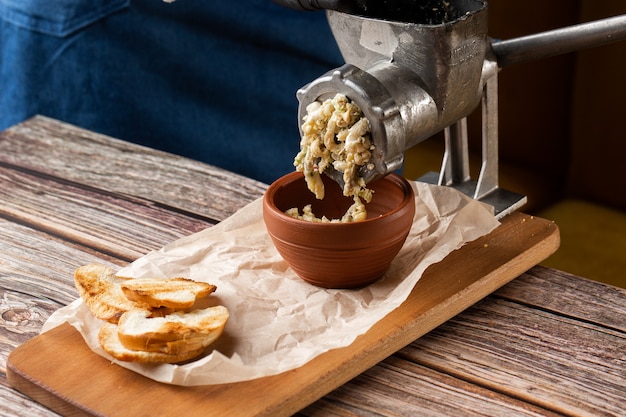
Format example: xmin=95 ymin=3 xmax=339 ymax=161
xmin=0 ymin=0 xmax=343 ymax=184
xmin=0 ymin=0 xmax=129 ymax=36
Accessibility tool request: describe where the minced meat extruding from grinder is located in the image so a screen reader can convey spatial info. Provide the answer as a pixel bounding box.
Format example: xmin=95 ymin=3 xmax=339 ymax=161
xmin=292 ymin=93 xmax=375 ymax=222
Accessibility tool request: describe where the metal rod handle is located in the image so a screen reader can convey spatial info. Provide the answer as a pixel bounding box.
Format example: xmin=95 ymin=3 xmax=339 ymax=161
xmin=491 ymin=14 xmax=626 ymax=68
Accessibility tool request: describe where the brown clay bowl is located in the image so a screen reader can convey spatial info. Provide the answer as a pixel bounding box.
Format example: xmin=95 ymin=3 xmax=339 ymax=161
xmin=263 ymin=171 xmax=415 ymax=288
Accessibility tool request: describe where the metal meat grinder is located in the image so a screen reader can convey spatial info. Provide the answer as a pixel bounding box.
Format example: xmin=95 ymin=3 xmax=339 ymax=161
xmin=275 ymin=0 xmax=626 ymax=218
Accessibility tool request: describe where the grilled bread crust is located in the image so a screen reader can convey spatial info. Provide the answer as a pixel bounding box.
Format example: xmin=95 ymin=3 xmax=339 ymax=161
xmin=74 ymin=264 xmax=137 ymax=324
xmin=119 ymin=277 xmax=216 ymax=309
xmin=116 ymin=306 xmax=229 ymax=354
xmin=99 ymin=322 xmax=206 ymax=363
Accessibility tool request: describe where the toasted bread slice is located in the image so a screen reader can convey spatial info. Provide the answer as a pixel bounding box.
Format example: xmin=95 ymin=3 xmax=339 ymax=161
xmin=119 ymin=277 xmax=216 ymax=309
xmin=74 ymin=264 xmax=137 ymax=324
xmin=121 ymin=333 xmax=215 ymax=355
xmin=99 ymin=323 xmax=205 ymax=363
xmin=117 ymin=306 xmax=229 ymax=353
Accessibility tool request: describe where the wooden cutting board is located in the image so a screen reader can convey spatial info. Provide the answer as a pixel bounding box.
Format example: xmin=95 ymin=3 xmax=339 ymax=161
xmin=7 ymin=212 xmax=559 ymax=417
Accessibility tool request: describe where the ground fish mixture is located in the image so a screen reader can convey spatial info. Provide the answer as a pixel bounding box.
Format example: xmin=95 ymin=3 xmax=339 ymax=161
xmin=291 ymin=94 xmax=375 ymax=222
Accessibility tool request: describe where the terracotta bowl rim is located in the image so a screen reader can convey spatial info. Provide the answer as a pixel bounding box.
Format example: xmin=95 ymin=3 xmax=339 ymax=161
xmin=263 ymin=171 xmax=414 ymax=228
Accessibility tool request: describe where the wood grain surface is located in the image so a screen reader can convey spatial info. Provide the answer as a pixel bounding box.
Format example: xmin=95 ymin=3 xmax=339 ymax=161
xmin=7 ymin=211 xmax=559 ymax=417
xmin=1 ymin=117 xmax=624 ymax=417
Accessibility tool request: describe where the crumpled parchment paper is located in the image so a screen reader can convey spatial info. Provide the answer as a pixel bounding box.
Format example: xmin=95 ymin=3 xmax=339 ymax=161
xmin=42 ymin=181 xmax=499 ymax=386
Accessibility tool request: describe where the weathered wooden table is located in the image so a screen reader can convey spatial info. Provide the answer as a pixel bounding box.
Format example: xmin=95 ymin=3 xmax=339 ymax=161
xmin=1 ymin=116 xmax=624 ymax=416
